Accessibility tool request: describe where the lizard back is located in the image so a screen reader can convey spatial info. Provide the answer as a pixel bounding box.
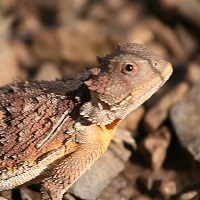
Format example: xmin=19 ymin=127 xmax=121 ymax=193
xmin=0 ymin=71 xmax=91 ymax=178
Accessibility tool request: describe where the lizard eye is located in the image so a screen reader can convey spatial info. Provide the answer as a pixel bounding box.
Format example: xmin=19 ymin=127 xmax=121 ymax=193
xmin=122 ymin=63 xmax=139 ymax=75
xmin=125 ymin=64 xmax=134 ymax=71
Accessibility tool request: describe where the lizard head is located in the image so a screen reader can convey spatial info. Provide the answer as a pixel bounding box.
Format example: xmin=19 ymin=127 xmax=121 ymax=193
xmin=82 ymin=43 xmax=173 ymax=125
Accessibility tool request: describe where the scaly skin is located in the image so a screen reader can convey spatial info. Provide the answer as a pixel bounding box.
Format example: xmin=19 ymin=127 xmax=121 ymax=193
xmin=0 ymin=43 xmax=173 ymax=200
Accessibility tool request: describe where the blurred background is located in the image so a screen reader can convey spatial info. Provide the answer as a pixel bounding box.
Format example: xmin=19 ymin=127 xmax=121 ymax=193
xmin=0 ymin=0 xmax=200 ymax=200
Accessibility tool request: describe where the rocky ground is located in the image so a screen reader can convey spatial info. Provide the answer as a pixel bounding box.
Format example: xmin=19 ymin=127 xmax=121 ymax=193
xmin=0 ymin=0 xmax=200 ymax=200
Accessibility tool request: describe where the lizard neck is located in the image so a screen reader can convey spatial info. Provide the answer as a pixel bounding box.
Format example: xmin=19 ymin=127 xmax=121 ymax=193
xmin=80 ymin=91 xmax=121 ymax=125
xmin=79 ymin=90 xmax=144 ymax=126
xmin=80 ymin=92 xmax=133 ymax=125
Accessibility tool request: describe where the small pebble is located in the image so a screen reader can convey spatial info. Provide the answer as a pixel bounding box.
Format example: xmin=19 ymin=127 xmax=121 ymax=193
xmin=179 ymin=191 xmax=198 ymax=200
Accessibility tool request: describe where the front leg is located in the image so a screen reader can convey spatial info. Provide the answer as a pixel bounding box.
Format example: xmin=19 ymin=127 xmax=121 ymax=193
xmin=41 ymin=124 xmax=115 ymax=200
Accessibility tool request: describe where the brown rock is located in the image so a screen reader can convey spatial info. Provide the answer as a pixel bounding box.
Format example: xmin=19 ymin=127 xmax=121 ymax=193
xmin=20 ymin=187 xmax=41 ymax=200
xmin=118 ymin=106 xmax=144 ymax=133
xmin=136 ymin=176 xmax=153 ymax=194
xmin=127 ymin=24 xmax=154 ymax=45
xmin=156 ymin=180 xmax=177 ymax=199
xmin=132 ymin=195 xmax=151 ymax=200
xmin=160 ymin=0 xmax=183 ymax=9
xmin=139 ymin=126 xmax=171 ymax=170
xmin=0 ymin=190 xmax=12 ymax=200
xmin=104 ymin=0 xmax=125 ymax=11
xmin=0 ymin=16 xmax=20 ymax=86
xmin=0 ymin=16 xmax=12 ymax=46
xmin=161 ymin=0 xmax=200 ymax=29
xmin=0 ymin=46 xmax=19 ymax=86
xmin=187 ymin=61 xmax=200 ymax=84
xmin=137 ymin=176 xmax=177 ymax=199
xmin=145 ymin=18 xmax=187 ymax=63
xmin=147 ymin=42 xmax=168 ymax=59
xmin=16 ymin=14 xmax=42 ymax=35
xmin=176 ymin=25 xmax=198 ymax=56
xmin=0 ymin=0 xmax=14 ymax=14
xmin=144 ymin=82 xmax=189 ymax=131
xmin=63 ymin=193 xmax=76 ymax=200
xmin=36 ymin=63 xmax=61 ymax=81
xmin=114 ymin=2 xmax=144 ymax=28
xmin=30 ymin=21 xmax=113 ymax=64
xmin=87 ymin=2 xmax=110 ymax=22
xmin=119 ymin=187 xmax=134 ymax=199
xmin=99 ymin=174 xmax=130 ymax=200
xmin=170 ymin=83 xmax=200 ymax=162
xmin=12 ymin=40 xmax=36 ymax=69
xmin=178 ymin=191 xmax=199 ymax=200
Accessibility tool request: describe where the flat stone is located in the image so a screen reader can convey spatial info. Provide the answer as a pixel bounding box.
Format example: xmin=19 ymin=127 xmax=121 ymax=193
xmin=156 ymin=180 xmax=177 ymax=199
xmin=178 ymin=191 xmax=199 ymax=200
xmin=132 ymin=195 xmax=151 ymax=200
xmin=0 ymin=190 xmax=12 ymax=200
xmin=30 ymin=21 xmax=113 ymax=64
xmin=36 ymin=63 xmax=61 ymax=81
xmin=127 ymin=24 xmax=154 ymax=45
xmin=170 ymin=83 xmax=200 ymax=161
xmin=20 ymin=187 xmax=41 ymax=200
xmin=187 ymin=61 xmax=200 ymax=84
xmin=139 ymin=126 xmax=171 ymax=170
xmin=0 ymin=46 xmax=19 ymax=86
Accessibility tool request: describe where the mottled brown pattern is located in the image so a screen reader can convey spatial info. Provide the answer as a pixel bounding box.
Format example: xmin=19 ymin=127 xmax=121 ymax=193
xmin=0 ymin=43 xmax=172 ymax=200
xmin=0 ymin=75 xmax=90 ymax=169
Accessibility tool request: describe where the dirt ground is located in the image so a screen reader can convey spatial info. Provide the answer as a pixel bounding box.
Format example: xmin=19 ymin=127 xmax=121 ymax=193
xmin=0 ymin=0 xmax=200 ymax=200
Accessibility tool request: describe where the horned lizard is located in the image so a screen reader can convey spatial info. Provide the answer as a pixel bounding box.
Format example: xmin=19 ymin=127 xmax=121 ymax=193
xmin=0 ymin=43 xmax=173 ymax=200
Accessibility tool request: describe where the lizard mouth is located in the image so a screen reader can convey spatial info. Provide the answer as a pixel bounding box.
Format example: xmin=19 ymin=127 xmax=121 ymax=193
xmin=159 ymin=62 xmax=173 ymax=84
